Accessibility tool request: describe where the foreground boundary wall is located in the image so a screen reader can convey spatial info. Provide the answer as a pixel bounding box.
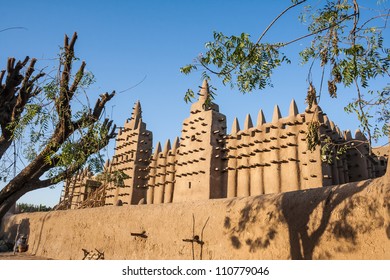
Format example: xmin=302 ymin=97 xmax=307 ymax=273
xmin=1 ymin=175 xmax=389 ymax=260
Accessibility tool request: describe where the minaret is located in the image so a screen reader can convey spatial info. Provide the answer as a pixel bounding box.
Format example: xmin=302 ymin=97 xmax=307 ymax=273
xmin=173 ymin=80 xmax=227 ymax=202
xmin=106 ymin=100 xmax=153 ymax=205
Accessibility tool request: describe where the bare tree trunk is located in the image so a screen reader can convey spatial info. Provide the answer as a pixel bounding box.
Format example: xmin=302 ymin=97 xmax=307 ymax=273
xmin=0 ymin=180 xmax=40 ymax=221
xmin=0 ymin=33 xmax=116 ymax=223
xmin=0 ymin=136 xmax=12 ymax=161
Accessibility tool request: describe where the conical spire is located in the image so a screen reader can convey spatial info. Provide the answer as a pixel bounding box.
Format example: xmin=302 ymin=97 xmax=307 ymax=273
xmin=191 ymin=79 xmax=219 ymax=112
xmin=132 ymin=100 xmax=142 ymax=119
xmin=330 ymin=121 xmax=336 ymax=132
xmin=323 ymin=115 xmax=330 ymax=128
xmin=289 ymin=99 xmax=299 ymax=116
xmin=244 ymin=114 xmax=253 ymax=130
xmin=199 ymin=79 xmax=210 ymax=103
xmin=231 ymin=117 xmax=240 ymax=134
xmin=336 ymin=126 xmax=342 ymax=137
xmin=172 ymin=137 xmax=180 ymax=152
xmin=355 ymin=129 xmax=367 ymax=141
xmin=272 ymin=105 xmax=282 ymax=123
xmin=153 ymin=142 xmax=162 ymax=160
xmin=344 ymin=130 xmax=352 ymax=141
xmin=163 ymin=139 xmax=171 ymax=155
xmin=257 ymin=109 xmax=266 ymax=126
xmin=130 ymin=100 xmax=142 ymax=128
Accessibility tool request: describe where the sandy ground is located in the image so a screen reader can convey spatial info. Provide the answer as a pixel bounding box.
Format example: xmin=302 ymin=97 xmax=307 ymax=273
xmin=0 ymin=252 xmax=52 ymax=260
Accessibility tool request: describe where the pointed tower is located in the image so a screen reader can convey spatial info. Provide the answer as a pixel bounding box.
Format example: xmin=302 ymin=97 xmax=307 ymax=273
xmin=231 ymin=117 xmax=240 ymax=134
xmin=173 ymin=80 xmax=227 ymax=202
xmin=226 ymin=117 xmax=240 ymax=198
xmin=146 ymin=142 xmax=161 ymax=204
xmin=272 ymin=105 xmax=282 ymax=123
xmin=153 ymin=140 xmax=170 ymax=204
xmin=105 ymin=100 xmax=153 ymax=205
xmin=164 ymin=138 xmax=178 ymax=203
xmin=289 ymin=99 xmax=299 ymax=117
xmin=244 ymin=114 xmax=253 ymax=130
xmin=257 ymin=109 xmax=266 ymax=126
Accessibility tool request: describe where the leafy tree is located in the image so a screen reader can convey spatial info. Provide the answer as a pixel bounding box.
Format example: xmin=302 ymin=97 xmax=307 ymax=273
xmin=0 ymin=33 xmax=116 ymax=220
xmin=181 ymin=0 xmax=389 ymax=149
xmin=16 ymin=203 xmax=52 ymax=213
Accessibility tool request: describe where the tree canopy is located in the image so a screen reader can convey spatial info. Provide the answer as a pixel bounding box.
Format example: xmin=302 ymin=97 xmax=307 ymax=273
xmin=181 ymin=0 xmax=389 ymax=147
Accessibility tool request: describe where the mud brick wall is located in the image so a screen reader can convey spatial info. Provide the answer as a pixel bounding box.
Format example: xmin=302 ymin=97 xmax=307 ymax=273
xmin=2 ymin=175 xmax=389 ymax=260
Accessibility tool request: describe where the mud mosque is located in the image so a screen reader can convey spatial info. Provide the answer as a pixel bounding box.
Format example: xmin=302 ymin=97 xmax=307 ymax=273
xmin=57 ymin=80 xmax=388 ymax=209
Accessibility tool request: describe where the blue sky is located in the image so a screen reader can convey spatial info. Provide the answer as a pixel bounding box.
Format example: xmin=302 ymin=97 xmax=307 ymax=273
xmin=1 ymin=0 xmax=388 ymax=206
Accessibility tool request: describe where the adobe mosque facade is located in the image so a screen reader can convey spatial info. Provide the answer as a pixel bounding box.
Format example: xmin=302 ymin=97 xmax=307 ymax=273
xmin=58 ymin=80 xmax=388 ymax=209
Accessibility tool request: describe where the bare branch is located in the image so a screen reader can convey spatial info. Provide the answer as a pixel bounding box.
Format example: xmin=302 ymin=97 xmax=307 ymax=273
xmin=68 ymin=32 xmax=78 ymax=53
xmin=0 ymin=70 xmax=5 ymax=84
xmin=355 ymin=12 xmax=390 ymax=33
xmin=69 ymin=61 xmax=86 ymax=96
xmin=350 ymin=0 xmax=360 ymax=39
xmin=279 ymin=13 xmax=358 ymax=47
xmin=255 ymin=0 xmax=307 ymax=45
xmin=92 ymin=91 xmax=116 ymax=119
xmin=0 ymin=27 xmax=27 ymax=33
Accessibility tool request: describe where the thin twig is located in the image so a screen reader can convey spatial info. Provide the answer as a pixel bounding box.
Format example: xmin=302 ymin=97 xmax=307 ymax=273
xmin=255 ymin=0 xmax=307 ymax=45
xmin=0 ymin=27 xmax=27 ymax=33
xmin=197 ymin=1 xmax=308 ymax=77
xmin=279 ymin=13 xmax=358 ymax=47
xmin=119 ymin=75 xmax=147 ymax=93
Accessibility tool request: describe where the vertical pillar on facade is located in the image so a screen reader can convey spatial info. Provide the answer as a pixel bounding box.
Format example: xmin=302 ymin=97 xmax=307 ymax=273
xmin=237 ymin=114 xmax=252 ymax=197
xmin=164 ymin=137 xmax=179 ymax=203
xmin=227 ymin=118 xmax=240 ymax=198
xmin=302 ymin=103 xmax=324 ymax=189
xmin=282 ymin=99 xmax=300 ymax=192
xmin=250 ymin=109 xmax=266 ymax=195
xmin=353 ymin=129 xmax=370 ymax=180
xmin=268 ymin=105 xmax=282 ymax=193
xmin=154 ymin=140 xmax=169 ymax=204
xmin=147 ymin=142 xmax=160 ymax=204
